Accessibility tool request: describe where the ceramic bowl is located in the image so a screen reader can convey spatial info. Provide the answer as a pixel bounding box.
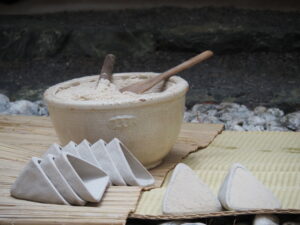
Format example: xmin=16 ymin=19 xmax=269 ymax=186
xmin=44 ymin=73 xmax=188 ymax=168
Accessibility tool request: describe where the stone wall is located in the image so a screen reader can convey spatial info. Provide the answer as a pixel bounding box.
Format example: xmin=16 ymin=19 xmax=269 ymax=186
xmin=0 ymin=7 xmax=299 ymax=111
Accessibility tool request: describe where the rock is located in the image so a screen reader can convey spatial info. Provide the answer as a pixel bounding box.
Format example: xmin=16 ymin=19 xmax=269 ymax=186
xmin=5 ymin=100 xmax=39 ymax=115
xmin=192 ymin=104 xmax=217 ymax=113
xmin=254 ymin=106 xmax=267 ymax=114
xmin=217 ymin=102 xmax=240 ymax=111
xmin=265 ymin=120 xmax=281 ymax=127
xmin=267 ymin=108 xmax=284 ymax=117
xmin=159 ymin=222 xmax=206 ymax=225
xmin=35 ymin=100 xmax=49 ymax=116
xmin=232 ymin=111 xmax=254 ymax=120
xmin=225 ymin=123 xmax=245 ymax=131
xmin=191 ymin=118 xmax=200 ymax=123
xmin=185 ymin=102 xmax=296 ymax=131
xmin=184 ymin=111 xmax=195 ymax=122
xmin=283 ymin=222 xmax=300 ymax=225
xmin=238 ymin=105 xmax=249 ymax=112
xmin=261 ymin=113 xmax=278 ymax=123
xmin=243 ymin=124 xmax=264 ymax=131
xmin=0 ymin=94 xmax=10 ymax=112
xmin=281 ymin=111 xmax=300 ymax=131
xmin=230 ymin=118 xmax=245 ymax=126
xmin=265 ymin=120 xmax=289 ymax=131
xmin=247 ymin=116 xmax=265 ymax=126
xmin=1 ymin=96 xmax=298 ymax=132
xmin=220 ymin=113 xmax=233 ymax=122
xmin=207 ymin=109 xmax=217 ymax=117
xmin=268 ymin=126 xmax=289 ymax=132
xmin=253 ymin=215 xmax=279 ymax=225
xmin=159 ymin=222 xmax=183 ymax=225
xmin=231 ymin=125 xmax=245 ymax=131
xmin=34 ymin=29 xmax=70 ymax=57
xmin=182 ymin=223 xmax=206 ymax=225
xmin=199 ymin=115 xmax=222 ymax=124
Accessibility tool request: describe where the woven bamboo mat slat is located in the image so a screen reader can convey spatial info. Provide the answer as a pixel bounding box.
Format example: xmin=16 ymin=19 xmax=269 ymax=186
xmin=0 ymin=115 xmax=223 ymax=224
xmin=148 ymin=123 xmax=224 ymax=187
xmin=0 ymin=115 xmax=54 ymax=128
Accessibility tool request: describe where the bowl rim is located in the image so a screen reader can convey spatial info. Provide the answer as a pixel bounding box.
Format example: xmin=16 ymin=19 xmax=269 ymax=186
xmin=44 ymin=72 xmax=189 ymax=110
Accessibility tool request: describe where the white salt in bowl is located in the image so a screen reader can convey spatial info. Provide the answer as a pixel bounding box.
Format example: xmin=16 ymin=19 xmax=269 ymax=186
xmin=44 ymin=73 xmax=188 ymax=168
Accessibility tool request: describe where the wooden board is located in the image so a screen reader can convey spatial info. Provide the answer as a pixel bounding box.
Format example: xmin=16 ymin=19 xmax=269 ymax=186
xmin=0 ymin=115 xmax=223 ymax=224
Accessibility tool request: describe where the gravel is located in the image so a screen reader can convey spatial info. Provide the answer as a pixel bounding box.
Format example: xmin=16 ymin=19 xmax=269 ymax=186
xmin=0 ymin=93 xmax=299 ymax=131
xmin=0 ymin=94 xmax=48 ymax=116
xmin=184 ymin=102 xmax=299 ymax=131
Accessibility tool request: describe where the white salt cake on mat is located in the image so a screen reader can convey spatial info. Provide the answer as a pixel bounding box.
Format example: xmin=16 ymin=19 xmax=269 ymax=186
xmin=218 ymin=163 xmax=281 ymax=211
xmin=11 ymin=157 xmax=69 ymax=205
xmin=91 ymin=139 xmax=126 ymax=186
xmin=162 ymin=163 xmax=222 ymax=215
xmin=253 ymin=215 xmax=279 ymax=225
xmin=41 ymin=154 xmax=86 ymax=206
xmin=106 ymin=138 xmax=155 ymax=187
xmin=55 ymin=152 xmax=110 ymax=203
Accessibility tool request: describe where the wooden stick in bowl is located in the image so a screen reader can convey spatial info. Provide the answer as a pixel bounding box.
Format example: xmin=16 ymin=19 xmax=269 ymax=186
xmin=120 ymin=50 xmax=213 ymax=94
xmin=95 ymin=54 xmax=116 ymax=89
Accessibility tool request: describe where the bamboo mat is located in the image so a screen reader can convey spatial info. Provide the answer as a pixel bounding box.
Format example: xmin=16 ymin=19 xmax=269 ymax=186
xmin=0 ymin=115 xmax=223 ymax=225
xmin=132 ymin=131 xmax=300 ymax=219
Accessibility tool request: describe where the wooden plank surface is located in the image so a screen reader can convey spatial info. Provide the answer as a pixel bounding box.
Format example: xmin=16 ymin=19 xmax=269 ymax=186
xmin=0 ymin=115 xmax=223 ymax=224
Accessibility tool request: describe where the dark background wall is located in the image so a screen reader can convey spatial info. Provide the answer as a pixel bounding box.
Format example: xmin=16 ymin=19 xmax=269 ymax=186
xmin=0 ymin=1 xmax=300 ymax=111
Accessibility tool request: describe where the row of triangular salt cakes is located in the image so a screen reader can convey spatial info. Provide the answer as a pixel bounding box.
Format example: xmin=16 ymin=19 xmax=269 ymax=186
xmin=11 ymin=138 xmax=154 ymax=206
xmin=11 ymin=153 xmax=109 ymax=205
xmin=43 ymin=138 xmax=155 ymax=187
xmin=163 ymin=163 xmax=281 ymax=215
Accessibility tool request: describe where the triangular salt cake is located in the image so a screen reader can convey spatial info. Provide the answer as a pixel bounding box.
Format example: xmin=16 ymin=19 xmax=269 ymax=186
xmin=62 ymin=141 xmax=80 ymax=157
xmin=218 ymin=163 xmax=281 ymax=210
xmin=55 ymin=153 xmax=110 ymax=202
xmin=77 ymin=140 xmax=100 ymax=167
xmin=42 ymin=143 xmax=62 ymax=158
xmin=163 ymin=163 xmax=222 ymax=215
xmin=11 ymin=157 xmax=68 ymax=205
xmin=106 ymin=138 xmax=154 ymax=187
xmin=91 ymin=139 xmax=126 ymax=186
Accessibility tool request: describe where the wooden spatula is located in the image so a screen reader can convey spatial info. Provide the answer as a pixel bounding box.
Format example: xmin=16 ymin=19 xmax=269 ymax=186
xmin=95 ymin=54 xmax=116 ymax=88
xmin=120 ymin=50 xmax=213 ymax=94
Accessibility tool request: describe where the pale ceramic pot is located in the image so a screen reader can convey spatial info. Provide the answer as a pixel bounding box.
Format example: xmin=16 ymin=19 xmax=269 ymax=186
xmin=44 ymin=73 xmax=188 ymax=168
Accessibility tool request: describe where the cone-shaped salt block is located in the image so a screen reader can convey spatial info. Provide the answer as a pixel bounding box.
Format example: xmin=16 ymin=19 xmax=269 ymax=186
xmin=40 ymin=154 xmax=86 ymax=206
xmin=91 ymin=139 xmax=126 ymax=186
xmin=106 ymin=138 xmax=155 ymax=187
xmin=42 ymin=143 xmax=62 ymax=158
xmin=62 ymin=141 xmax=80 ymax=157
xmin=10 ymin=157 xmax=68 ymax=205
xmin=76 ymin=140 xmax=100 ymax=168
xmin=218 ymin=163 xmax=281 ymax=210
xmin=253 ymin=215 xmax=279 ymax=225
xmin=163 ymin=163 xmax=222 ymax=215
xmin=55 ymin=152 xmax=109 ymax=202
